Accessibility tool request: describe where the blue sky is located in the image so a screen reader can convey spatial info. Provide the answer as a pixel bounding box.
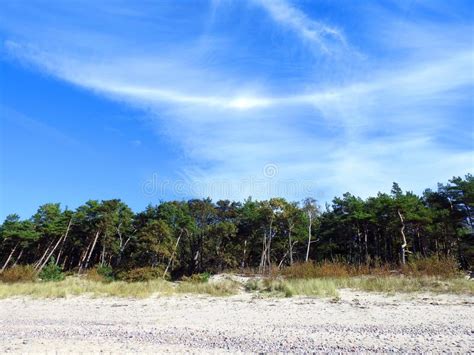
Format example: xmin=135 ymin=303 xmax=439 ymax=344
xmin=0 ymin=0 xmax=473 ymax=219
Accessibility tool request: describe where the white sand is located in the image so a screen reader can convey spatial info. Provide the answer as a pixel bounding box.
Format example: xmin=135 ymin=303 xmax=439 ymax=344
xmin=0 ymin=290 xmax=473 ymax=353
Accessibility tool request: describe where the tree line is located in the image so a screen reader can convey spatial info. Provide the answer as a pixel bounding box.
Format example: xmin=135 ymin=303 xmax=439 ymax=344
xmin=1 ymin=175 xmax=473 ymax=277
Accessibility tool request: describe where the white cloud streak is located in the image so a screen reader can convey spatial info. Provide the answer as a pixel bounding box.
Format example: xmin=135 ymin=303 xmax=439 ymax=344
xmin=1 ymin=1 xmax=473 ymax=203
xmin=252 ymin=0 xmax=346 ymax=53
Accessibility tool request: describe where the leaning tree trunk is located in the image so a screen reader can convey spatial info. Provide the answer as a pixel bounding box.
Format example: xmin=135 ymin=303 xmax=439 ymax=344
xmin=266 ymin=219 xmax=274 ymax=270
xmin=1 ymin=243 xmax=19 ymax=272
xmin=288 ymin=226 xmax=293 ymax=265
xmin=279 ymin=241 xmax=297 ymax=268
xmin=62 ymin=255 xmax=69 ymax=270
xmin=259 ymin=232 xmax=267 ymax=273
xmin=193 ymin=250 xmax=200 ymax=272
xmin=12 ymin=249 xmax=24 ymax=267
xmin=260 ymin=232 xmax=273 ymax=273
xmin=397 ymin=209 xmax=408 ymax=265
xmin=84 ymin=230 xmax=100 ymax=270
xmin=241 ymin=239 xmax=247 ymax=269
xmin=37 ymin=218 xmax=73 ymax=273
xmin=100 ymin=239 xmax=106 ymax=266
xmin=364 ymin=227 xmax=369 ymax=265
xmin=305 ymin=213 xmax=312 ymax=262
xmin=278 ymin=250 xmax=289 ymax=269
xmin=37 ymin=236 xmax=64 ymax=273
xmin=34 ymin=239 xmax=55 ymax=269
xmin=163 ymin=229 xmax=183 ymax=279
xmin=55 ymin=246 xmax=64 ymax=266
xmin=56 ymin=217 xmax=73 ymax=266
xmin=116 ymin=228 xmax=132 ymax=267
xmin=78 ymin=240 xmax=93 ymax=270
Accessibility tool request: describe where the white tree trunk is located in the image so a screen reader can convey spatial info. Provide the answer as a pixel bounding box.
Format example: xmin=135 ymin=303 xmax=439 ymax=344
xmin=288 ymin=227 xmax=293 ymax=265
xmin=241 ymin=239 xmax=247 ymax=269
xmin=78 ymin=240 xmax=92 ymax=271
xmin=84 ymin=230 xmax=100 ymax=270
xmin=12 ymin=249 xmax=24 ymax=267
xmin=56 ymin=217 xmax=73 ymax=266
xmin=34 ymin=240 xmax=55 ymax=269
xmin=1 ymin=243 xmax=19 ymax=272
xmin=163 ymin=230 xmax=183 ymax=278
xmin=259 ymin=232 xmax=267 ymax=273
xmin=397 ymin=209 xmax=408 ymax=265
xmin=37 ymin=218 xmax=73 ymax=273
xmin=305 ymin=213 xmax=312 ymax=262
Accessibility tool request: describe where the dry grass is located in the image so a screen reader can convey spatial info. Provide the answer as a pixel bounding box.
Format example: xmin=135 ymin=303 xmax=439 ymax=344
xmin=0 ymin=277 xmax=174 ymax=299
xmin=83 ymin=267 xmax=108 ymax=282
xmin=280 ymin=257 xmax=461 ymax=279
xmin=0 ymin=265 xmax=37 ymax=283
xmin=0 ymin=257 xmax=470 ymax=299
xmin=280 ymin=261 xmax=392 ymax=279
xmin=116 ymin=267 xmax=165 ymax=282
xmin=245 ymin=276 xmax=473 ymax=298
xmin=402 ymin=256 xmax=461 ymax=278
xmin=0 ymin=276 xmax=242 ymax=299
xmin=336 ymin=276 xmax=474 ymax=295
xmin=0 ymin=276 xmax=471 ymax=299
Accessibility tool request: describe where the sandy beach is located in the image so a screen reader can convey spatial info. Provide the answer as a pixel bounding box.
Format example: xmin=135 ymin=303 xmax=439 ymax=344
xmin=1 ymin=290 xmax=473 ymax=353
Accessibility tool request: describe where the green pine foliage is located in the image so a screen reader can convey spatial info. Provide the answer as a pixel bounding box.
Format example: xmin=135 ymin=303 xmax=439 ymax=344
xmin=0 ymin=174 xmax=472 ymax=279
xmin=39 ymin=258 xmax=64 ymax=282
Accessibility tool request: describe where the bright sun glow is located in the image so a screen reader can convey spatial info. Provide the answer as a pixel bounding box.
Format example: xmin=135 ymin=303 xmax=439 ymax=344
xmin=228 ymin=96 xmax=272 ymax=110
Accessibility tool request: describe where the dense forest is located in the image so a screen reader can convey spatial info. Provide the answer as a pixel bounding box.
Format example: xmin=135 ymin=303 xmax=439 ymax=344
xmin=1 ymin=175 xmax=473 ymax=278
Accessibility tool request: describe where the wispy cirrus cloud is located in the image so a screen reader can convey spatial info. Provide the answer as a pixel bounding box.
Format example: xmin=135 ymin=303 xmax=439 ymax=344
xmin=251 ymin=0 xmax=346 ymax=53
xmin=1 ymin=0 xmax=472 ymax=203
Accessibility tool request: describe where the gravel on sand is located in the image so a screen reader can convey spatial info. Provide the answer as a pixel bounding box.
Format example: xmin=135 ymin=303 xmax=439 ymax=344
xmin=1 ymin=290 xmax=473 ymax=353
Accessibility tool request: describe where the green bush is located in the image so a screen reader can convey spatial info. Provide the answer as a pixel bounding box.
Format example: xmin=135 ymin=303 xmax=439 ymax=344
xmin=0 ymin=265 xmax=37 ymax=283
xmin=97 ymin=265 xmax=114 ymax=281
xmin=39 ymin=258 xmax=65 ymax=282
xmin=116 ymin=267 xmax=164 ymax=282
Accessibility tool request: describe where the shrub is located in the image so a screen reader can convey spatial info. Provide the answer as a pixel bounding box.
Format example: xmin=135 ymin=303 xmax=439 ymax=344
xmin=84 ymin=268 xmax=103 ymax=282
xmin=281 ymin=257 xmax=460 ymax=280
xmin=0 ymin=265 xmax=37 ymax=283
xmin=281 ymin=261 xmax=349 ymax=278
xmin=402 ymin=255 xmax=460 ymax=278
xmin=281 ymin=261 xmax=395 ymax=279
xmin=116 ymin=267 xmax=164 ymax=282
xmin=85 ymin=265 xmax=114 ymax=282
xmin=39 ymin=258 xmax=65 ymax=282
xmin=317 ymin=261 xmax=350 ymax=277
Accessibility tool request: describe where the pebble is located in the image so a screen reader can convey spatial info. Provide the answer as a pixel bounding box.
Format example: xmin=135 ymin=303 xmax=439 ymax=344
xmin=0 ymin=293 xmax=472 ymax=353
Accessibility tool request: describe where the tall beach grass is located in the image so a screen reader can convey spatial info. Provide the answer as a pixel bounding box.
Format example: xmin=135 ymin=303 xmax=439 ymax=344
xmin=0 ymin=257 xmax=471 ymax=299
